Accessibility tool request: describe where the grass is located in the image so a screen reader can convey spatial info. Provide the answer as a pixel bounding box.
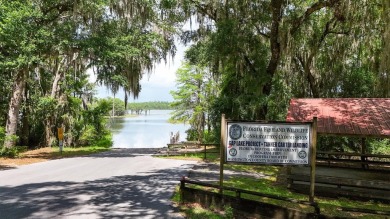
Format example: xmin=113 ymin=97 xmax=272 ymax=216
xmin=156 ymin=147 xmax=219 ymax=162
xmin=222 ymin=174 xmax=389 ymax=218
xmin=171 ymin=186 xmax=231 ymax=219
xmin=50 ymin=146 xmax=111 ymax=157
xmin=167 ymin=151 xmax=390 ymax=218
xmin=224 ymin=163 xmax=281 ymax=176
xmin=161 ymin=152 xmax=219 ymax=161
xmin=0 ymin=145 xmax=111 ymax=169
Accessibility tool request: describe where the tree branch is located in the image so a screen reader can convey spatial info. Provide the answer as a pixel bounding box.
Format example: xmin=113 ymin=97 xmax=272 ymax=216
xmin=190 ymin=1 xmax=217 ymax=21
xmin=290 ymin=0 xmax=341 ymax=35
xmin=254 ymin=25 xmax=270 ymax=38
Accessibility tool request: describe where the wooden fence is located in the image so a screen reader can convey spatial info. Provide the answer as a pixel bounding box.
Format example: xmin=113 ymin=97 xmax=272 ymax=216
xmin=180 ymin=178 xmax=320 ymax=218
xmin=317 ymin=151 xmax=390 ymax=169
xmin=180 ymin=178 xmax=390 ymax=217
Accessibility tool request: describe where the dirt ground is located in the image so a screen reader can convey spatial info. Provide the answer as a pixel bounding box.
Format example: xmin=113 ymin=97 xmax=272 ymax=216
xmin=0 ymin=148 xmax=59 ymax=170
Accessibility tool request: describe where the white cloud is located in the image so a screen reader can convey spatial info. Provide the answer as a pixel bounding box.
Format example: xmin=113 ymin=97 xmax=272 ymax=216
xmin=140 ymin=42 xmax=185 ymax=89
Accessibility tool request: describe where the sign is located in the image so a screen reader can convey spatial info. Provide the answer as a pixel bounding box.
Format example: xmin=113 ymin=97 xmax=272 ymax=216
xmin=226 ymin=122 xmax=311 ymax=165
xmin=58 ymin=128 xmax=64 ymax=140
xmin=59 ymin=140 xmax=63 ymax=153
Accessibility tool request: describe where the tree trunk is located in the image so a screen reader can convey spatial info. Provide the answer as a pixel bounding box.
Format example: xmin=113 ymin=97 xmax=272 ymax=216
xmin=259 ymin=0 xmax=283 ymax=119
xmin=21 ymin=83 xmax=30 ymax=147
xmin=44 ymin=58 xmax=65 ymax=147
xmin=5 ymin=69 xmax=27 ymax=148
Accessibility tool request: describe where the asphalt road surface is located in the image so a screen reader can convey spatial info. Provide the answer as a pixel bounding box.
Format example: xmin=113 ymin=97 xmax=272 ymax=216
xmin=0 ymin=149 xmax=197 ymax=219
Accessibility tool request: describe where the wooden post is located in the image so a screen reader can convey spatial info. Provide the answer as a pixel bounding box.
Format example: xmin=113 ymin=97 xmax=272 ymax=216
xmin=287 ymin=166 xmax=292 ymax=188
xmin=204 ymin=144 xmax=207 ymax=160
xmin=309 ymin=117 xmax=318 ymax=203
xmin=361 ymin=138 xmax=367 ymax=169
xmin=180 ymin=176 xmax=185 ymax=203
xmin=219 ymin=114 xmax=226 ymax=194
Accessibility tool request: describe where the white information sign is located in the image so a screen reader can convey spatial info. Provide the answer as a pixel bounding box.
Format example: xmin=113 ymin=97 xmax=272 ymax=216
xmin=226 ymin=122 xmax=311 ymax=165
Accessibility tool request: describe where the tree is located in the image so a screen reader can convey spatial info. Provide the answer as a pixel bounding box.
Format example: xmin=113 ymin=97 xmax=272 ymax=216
xmin=105 ymin=98 xmax=126 ymax=116
xmin=170 ymin=61 xmax=218 ymax=142
xmin=176 ymin=0 xmax=388 ymax=120
xmin=0 ymin=0 xmax=178 ymax=148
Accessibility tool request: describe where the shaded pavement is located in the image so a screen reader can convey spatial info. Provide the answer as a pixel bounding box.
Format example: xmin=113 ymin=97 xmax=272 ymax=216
xmin=0 ymin=149 xmax=197 ymax=219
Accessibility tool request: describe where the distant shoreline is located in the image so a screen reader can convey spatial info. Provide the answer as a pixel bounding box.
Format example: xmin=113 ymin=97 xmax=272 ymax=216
xmin=105 ymin=114 xmax=139 ymax=119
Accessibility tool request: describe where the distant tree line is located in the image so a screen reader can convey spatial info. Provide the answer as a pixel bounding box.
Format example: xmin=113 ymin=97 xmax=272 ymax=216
xmin=127 ymin=101 xmax=173 ymax=112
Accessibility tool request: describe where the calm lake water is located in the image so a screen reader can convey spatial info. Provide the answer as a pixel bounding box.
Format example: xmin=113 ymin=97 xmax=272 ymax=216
xmin=109 ymin=110 xmax=189 ymax=148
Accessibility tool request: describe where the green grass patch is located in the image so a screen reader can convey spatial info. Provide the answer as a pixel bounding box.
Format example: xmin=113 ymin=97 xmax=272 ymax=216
xmin=50 ymin=145 xmax=111 ymax=158
xmin=156 ymin=149 xmax=220 ymax=162
xmin=225 ymin=163 xmax=280 ymax=176
xmin=183 ymin=205 xmax=227 ymax=219
xmin=171 ymin=157 xmax=389 ymax=218
xmin=171 ymin=185 xmax=231 ymax=219
xmin=221 ymin=176 xmax=389 ymax=217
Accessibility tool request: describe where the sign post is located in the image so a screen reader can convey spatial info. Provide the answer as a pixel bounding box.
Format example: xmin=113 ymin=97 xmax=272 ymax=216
xmin=219 ymin=114 xmax=226 ymax=194
xmin=309 ymin=117 xmax=318 ymax=203
xmin=58 ymin=127 xmax=64 ymax=154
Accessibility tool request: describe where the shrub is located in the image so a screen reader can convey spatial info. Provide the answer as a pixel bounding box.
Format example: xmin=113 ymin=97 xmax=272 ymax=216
xmin=0 ymin=146 xmax=28 ymax=158
xmin=0 ymin=127 xmax=5 ymax=146
xmin=78 ymin=125 xmax=97 ymax=146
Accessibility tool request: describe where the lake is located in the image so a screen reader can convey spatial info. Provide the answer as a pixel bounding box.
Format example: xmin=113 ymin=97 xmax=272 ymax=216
xmin=109 ymin=110 xmax=189 ymax=148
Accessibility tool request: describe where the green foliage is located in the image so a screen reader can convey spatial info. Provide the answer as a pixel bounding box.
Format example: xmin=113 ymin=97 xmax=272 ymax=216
xmin=78 ymin=125 xmax=112 ymax=147
xmin=185 ymin=128 xmax=198 ymax=141
xmin=127 ymin=101 xmax=173 ymax=111
xmin=36 ymin=97 xmax=58 ymax=117
xmin=176 ymin=0 xmax=389 ymax=150
xmin=223 ymin=205 xmax=234 ymax=219
xmin=0 ymin=127 xmax=5 ymax=146
xmin=170 ymin=61 xmax=219 ymax=142
xmin=183 ymin=206 xmax=226 ymax=219
xmin=93 ymin=133 xmax=113 ymax=148
xmin=0 ymin=0 xmax=177 ymax=149
xmin=105 ymin=98 xmax=126 ymax=116
xmin=0 ymin=146 xmax=27 ymax=158
xmin=0 ymin=147 xmax=20 ymax=158
xmin=76 ymin=99 xmax=112 ymax=146
xmin=78 ymin=125 xmax=98 ymax=146
xmin=369 ymin=139 xmax=390 ymax=155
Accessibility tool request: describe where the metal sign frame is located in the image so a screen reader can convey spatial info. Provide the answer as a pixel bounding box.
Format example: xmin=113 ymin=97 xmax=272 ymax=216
xmin=224 ymin=121 xmax=312 ymax=166
xmin=219 ymin=115 xmax=318 ymax=202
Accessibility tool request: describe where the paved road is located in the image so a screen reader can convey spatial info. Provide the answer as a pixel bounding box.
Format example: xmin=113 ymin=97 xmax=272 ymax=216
xmin=0 ymin=149 xmax=198 ymax=219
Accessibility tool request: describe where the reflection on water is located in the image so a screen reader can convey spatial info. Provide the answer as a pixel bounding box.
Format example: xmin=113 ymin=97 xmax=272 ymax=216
xmin=109 ymin=110 xmax=189 ymax=148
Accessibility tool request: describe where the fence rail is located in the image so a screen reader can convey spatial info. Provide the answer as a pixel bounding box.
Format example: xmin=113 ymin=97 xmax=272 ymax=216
xmin=180 ymin=178 xmax=319 ymax=211
xmin=317 ymin=151 xmax=390 ymax=169
xmin=180 ymin=178 xmax=390 ymax=217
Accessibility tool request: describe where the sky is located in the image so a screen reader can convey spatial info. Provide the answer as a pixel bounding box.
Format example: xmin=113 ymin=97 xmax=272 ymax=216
xmin=90 ymin=19 xmax=198 ymax=102
xmin=90 ymin=39 xmax=187 ymax=103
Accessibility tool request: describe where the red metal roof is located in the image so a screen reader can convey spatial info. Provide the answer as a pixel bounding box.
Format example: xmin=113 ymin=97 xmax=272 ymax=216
xmin=286 ymin=98 xmax=390 ymax=137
